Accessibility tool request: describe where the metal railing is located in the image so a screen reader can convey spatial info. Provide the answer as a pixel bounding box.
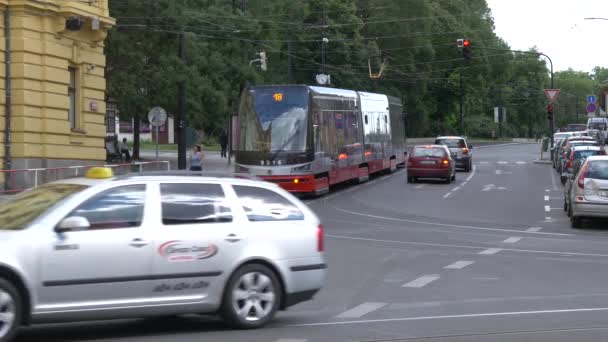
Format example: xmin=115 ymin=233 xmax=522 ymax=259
xmin=0 ymin=161 xmax=170 ymax=194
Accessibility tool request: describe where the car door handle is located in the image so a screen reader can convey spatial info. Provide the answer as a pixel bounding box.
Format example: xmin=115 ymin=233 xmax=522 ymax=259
xmin=129 ymin=238 xmax=149 ymax=247
xmin=225 ymin=234 xmax=241 ymax=243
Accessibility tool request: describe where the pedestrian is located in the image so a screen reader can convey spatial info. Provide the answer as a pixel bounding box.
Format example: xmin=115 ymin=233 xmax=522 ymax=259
xmin=220 ymin=129 xmax=228 ymax=158
xmin=118 ymin=138 xmax=131 ymax=162
xmin=190 ymin=144 xmax=204 ymax=171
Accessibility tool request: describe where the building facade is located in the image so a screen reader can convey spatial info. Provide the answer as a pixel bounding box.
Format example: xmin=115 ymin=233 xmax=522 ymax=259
xmin=0 ymin=0 xmax=114 ymax=175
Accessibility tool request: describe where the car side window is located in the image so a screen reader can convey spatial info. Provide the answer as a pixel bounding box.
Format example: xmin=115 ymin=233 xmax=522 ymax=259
xmin=233 ymin=185 xmax=304 ymax=222
xmin=160 ymin=183 xmax=232 ymax=225
xmin=67 ymin=185 xmax=146 ymax=230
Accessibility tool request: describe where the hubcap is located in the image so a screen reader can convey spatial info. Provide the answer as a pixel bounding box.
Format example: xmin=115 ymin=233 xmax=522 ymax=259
xmin=0 ymin=290 xmax=15 ymax=338
xmin=232 ymin=272 xmax=275 ymax=322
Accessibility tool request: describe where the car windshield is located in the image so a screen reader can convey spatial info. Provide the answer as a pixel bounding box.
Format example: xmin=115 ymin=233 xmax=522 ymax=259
xmin=0 ymin=183 xmax=88 ymax=230
xmin=574 ymin=150 xmax=604 ymax=159
xmin=414 ymin=147 xmax=446 ymax=157
xmin=435 ymin=139 xmax=465 ymax=148
xmin=554 ymin=133 xmax=570 ymax=140
xmin=587 ymin=161 xmax=608 ymax=180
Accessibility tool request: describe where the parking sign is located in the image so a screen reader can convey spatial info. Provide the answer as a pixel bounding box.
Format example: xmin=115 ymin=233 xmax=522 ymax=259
xmin=588 ymin=95 xmax=596 ymax=103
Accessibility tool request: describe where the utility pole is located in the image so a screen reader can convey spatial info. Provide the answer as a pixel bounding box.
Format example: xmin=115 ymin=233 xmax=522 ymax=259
xmin=177 ymin=32 xmax=187 ymax=170
xmin=459 ymin=73 xmax=464 ymax=136
xmin=288 ymin=39 xmax=294 ymax=83
xmin=321 ymin=0 xmax=327 ymax=75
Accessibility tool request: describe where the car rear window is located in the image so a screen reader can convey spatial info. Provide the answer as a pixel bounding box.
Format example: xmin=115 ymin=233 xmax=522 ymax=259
xmin=574 ymin=150 xmax=605 ymax=159
xmin=233 ymin=185 xmax=304 ymax=221
xmin=413 ymin=147 xmax=446 ymax=158
xmin=435 ymin=139 xmax=466 ymax=148
xmin=587 ymin=161 xmax=608 ymax=180
xmin=160 ymin=183 xmax=232 ymax=224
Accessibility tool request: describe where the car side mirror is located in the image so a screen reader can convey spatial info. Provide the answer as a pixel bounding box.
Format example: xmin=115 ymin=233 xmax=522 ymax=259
xmin=55 ymin=216 xmax=90 ymax=233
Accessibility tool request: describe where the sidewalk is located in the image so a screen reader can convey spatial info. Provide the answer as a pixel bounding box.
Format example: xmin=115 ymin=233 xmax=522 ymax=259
xmin=139 ymin=149 xmax=234 ymax=173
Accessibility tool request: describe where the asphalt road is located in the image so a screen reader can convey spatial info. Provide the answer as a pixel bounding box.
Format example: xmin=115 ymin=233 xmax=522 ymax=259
xmin=17 ymin=143 xmax=608 ymax=342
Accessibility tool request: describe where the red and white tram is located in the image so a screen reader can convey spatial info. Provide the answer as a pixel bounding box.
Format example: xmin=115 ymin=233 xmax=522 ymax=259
xmin=235 ymin=85 xmax=407 ymax=195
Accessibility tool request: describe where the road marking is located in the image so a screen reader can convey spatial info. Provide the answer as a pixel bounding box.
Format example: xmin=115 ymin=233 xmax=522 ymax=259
xmin=544 ymin=195 xmax=550 ymax=201
xmin=275 ymin=339 xmax=308 ymax=342
xmin=544 ymin=205 xmax=551 ymax=212
xmin=545 ymin=216 xmax=552 ymax=221
xmin=452 ymin=186 xmax=461 ymax=191
xmin=415 ymin=184 xmax=425 ymax=189
xmin=402 ymin=275 xmax=440 ymax=288
xmin=332 ymin=207 xmax=574 ymax=236
xmin=465 ymin=165 xmax=476 ymax=182
xmin=444 ymin=260 xmax=475 ymax=269
xmin=291 ymin=307 xmax=608 ymax=327
xmin=551 ymin=166 xmax=559 ymax=190
xmin=335 ymin=302 xmax=387 ymax=319
xmin=503 ymin=237 xmax=522 ymax=243
xmin=516 ymin=161 xmax=526 ymax=165
xmin=479 ymin=248 xmax=502 ymax=255
xmin=328 ymin=235 xmax=608 ymax=258
xmin=442 ymin=192 xmax=452 ymax=199
xmin=497 ymin=161 xmax=508 ymax=165
xmin=496 ymin=169 xmax=503 ymax=175
xmin=526 ymin=227 xmax=543 ymax=232
xmin=545 ymin=189 xmax=550 ymax=192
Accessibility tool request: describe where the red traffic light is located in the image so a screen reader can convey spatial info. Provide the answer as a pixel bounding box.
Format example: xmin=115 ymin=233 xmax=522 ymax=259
xmin=463 ymin=39 xmax=471 ymax=47
xmin=547 ymin=105 xmax=554 ymax=112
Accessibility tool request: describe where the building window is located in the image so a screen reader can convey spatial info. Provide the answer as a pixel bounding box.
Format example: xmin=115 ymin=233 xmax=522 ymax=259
xmin=105 ymin=102 xmax=117 ymax=134
xmin=68 ymin=67 xmax=78 ymax=129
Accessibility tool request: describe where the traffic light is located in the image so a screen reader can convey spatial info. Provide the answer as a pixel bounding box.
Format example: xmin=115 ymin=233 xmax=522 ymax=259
xmin=547 ymin=104 xmax=554 ymax=121
xmin=462 ymin=39 xmax=472 ymax=60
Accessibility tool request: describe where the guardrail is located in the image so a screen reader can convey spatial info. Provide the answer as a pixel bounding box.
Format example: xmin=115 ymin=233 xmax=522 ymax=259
xmin=0 ymin=161 xmax=170 ymax=194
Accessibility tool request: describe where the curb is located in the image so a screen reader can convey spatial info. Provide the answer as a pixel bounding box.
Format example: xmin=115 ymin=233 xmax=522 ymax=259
xmin=533 ymin=160 xmax=552 ymax=165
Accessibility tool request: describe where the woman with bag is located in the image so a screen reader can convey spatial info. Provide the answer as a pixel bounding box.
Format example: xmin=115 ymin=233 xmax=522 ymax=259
xmin=189 ymin=145 xmax=204 ymax=171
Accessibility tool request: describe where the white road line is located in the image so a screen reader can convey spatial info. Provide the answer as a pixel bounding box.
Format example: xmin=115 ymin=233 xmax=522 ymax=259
xmin=442 ymin=192 xmax=452 ymax=199
xmin=480 ymin=161 xmax=489 ymax=165
xmin=452 ymin=186 xmax=461 ymax=191
xmin=544 ymin=205 xmax=551 ymax=212
xmin=291 ymin=307 xmax=608 ymax=327
xmin=415 ymin=184 xmax=425 ymax=189
xmin=545 ymin=216 xmax=552 ymax=221
xmin=496 ymin=169 xmax=503 ymax=175
xmin=544 ymin=195 xmax=550 ymax=201
xmin=333 ymin=207 xmax=574 ymax=236
xmin=479 ymin=248 xmax=502 ymax=255
xmin=327 ymin=235 xmax=608 ymax=257
xmin=444 ymin=260 xmax=475 ymax=269
xmin=526 ymin=227 xmax=543 ymax=232
xmin=503 ymin=237 xmax=523 ymax=243
xmin=516 ymin=161 xmax=526 ymax=165
xmin=465 ymin=165 xmax=476 ymax=182
xmin=275 ymin=339 xmax=308 ymax=342
xmin=402 ymin=275 xmax=440 ymax=288
xmin=497 ymin=161 xmax=508 ymax=165
xmin=335 ymin=302 xmax=387 ymax=319
xmin=545 ymin=189 xmax=550 ymax=192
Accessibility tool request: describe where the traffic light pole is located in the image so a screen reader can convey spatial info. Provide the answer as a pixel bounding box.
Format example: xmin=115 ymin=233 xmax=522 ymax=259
xmin=545 ymin=53 xmax=555 ymax=148
xmin=459 ymin=73 xmax=464 ymax=136
xmin=177 ymin=32 xmax=187 ymax=170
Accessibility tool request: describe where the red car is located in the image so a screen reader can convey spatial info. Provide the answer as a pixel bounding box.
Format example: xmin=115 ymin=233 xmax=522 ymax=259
xmin=407 ymin=145 xmax=456 ymax=184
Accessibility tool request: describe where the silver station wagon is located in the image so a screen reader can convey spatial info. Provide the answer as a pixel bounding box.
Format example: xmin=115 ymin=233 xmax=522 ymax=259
xmin=0 ymin=168 xmax=326 ymax=342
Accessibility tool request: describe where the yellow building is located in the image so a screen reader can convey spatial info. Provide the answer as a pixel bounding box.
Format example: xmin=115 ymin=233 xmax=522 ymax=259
xmin=0 ymin=0 xmax=114 ymax=179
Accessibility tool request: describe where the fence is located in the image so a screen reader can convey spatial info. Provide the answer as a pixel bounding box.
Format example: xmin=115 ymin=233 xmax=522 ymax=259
xmin=0 ymin=161 xmax=170 ymax=194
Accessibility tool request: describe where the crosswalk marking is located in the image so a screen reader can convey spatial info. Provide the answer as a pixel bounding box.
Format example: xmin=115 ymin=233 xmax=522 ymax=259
xmin=503 ymin=237 xmax=522 ymax=243
xmin=402 ymin=275 xmax=440 ymax=288
xmin=335 ymin=302 xmax=386 ymax=318
xmin=444 ymin=260 xmax=475 ymax=269
xmin=479 ymin=248 xmax=502 ymax=255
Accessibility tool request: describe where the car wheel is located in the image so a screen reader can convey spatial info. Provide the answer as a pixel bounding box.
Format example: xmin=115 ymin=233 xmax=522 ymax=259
xmin=444 ymin=177 xmax=451 ymax=184
xmin=0 ymin=278 xmax=21 ymax=342
xmin=571 ymin=216 xmax=583 ymax=229
xmin=221 ymin=264 xmax=281 ymax=329
xmin=568 ymin=203 xmax=572 ymax=217
xmin=563 ymin=200 xmax=568 ymax=212
xmin=451 ymin=172 xmax=456 ymax=181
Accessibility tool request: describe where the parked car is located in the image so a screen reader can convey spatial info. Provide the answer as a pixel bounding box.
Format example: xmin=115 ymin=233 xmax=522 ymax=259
xmin=567 ymin=156 xmax=608 ymax=228
xmin=0 ymin=168 xmax=326 ymax=342
xmin=560 ymin=145 xmax=606 ymax=184
xmin=407 ymin=145 xmax=456 ymax=183
xmin=434 ymin=136 xmax=473 ymax=172
xmin=557 ymin=137 xmax=598 ymax=174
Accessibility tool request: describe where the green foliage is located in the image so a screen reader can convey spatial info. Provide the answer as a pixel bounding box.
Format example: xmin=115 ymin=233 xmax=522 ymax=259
xmin=105 ymin=0 xmax=597 ymax=142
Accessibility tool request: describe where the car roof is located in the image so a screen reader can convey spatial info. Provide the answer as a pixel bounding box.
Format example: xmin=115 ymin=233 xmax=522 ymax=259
xmin=586 ymin=155 xmax=608 ymax=161
xmin=414 ymin=144 xmax=447 ymax=148
xmin=568 ymin=137 xmax=595 ymax=141
xmin=435 ymin=136 xmax=465 ymax=140
xmin=572 ymin=145 xmax=602 ymax=151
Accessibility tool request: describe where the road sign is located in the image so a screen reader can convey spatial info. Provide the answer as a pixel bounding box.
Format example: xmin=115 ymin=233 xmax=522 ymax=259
xmin=544 ymin=89 xmax=560 ymax=103
xmin=588 ymin=95 xmax=596 ymax=103
xmin=587 ymin=103 xmax=597 ymax=113
xmin=148 ymin=107 xmax=167 ymax=127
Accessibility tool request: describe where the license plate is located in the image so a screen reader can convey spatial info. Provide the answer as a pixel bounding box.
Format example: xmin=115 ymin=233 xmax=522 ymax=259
xmin=600 ymin=191 xmax=608 ymax=199
xmin=420 ymin=160 xmax=436 ymax=165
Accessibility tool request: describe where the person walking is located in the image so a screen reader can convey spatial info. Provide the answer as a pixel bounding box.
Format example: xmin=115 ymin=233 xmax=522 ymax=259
xmin=220 ymin=129 xmax=228 ymax=158
xmin=190 ymin=144 xmax=204 ymax=171
xmin=118 ymin=138 xmax=131 ymax=162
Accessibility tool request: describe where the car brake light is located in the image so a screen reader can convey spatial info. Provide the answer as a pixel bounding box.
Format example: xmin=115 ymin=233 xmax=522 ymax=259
xmin=462 ymin=147 xmax=469 ymax=154
xmin=442 ymin=159 xmax=449 ymax=167
xmin=577 ymin=163 xmax=589 ymax=189
xmin=317 ymin=224 xmax=324 ymax=252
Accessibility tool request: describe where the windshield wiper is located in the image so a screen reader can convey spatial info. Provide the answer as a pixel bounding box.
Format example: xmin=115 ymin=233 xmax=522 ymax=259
xmin=270 ymin=121 xmax=301 ymax=161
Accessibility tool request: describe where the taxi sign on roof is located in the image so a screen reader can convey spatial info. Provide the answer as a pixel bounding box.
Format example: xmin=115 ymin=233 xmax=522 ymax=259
xmin=86 ymin=167 xmax=113 ymax=179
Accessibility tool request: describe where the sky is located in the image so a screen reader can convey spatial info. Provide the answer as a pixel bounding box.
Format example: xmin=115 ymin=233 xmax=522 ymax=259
xmin=486 ymin=0 xmax=608 ymax=73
